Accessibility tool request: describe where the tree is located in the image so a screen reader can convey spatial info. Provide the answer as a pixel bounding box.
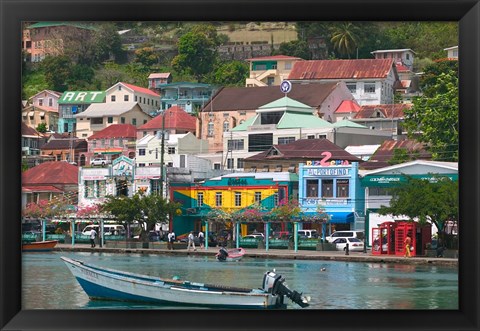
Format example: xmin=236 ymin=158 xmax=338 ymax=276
xmin=275 ymin=40 xmax=311 ymax=60
xmin=140 ymin=193 xmax=181 ymax=232
xmin=208 ymin=60 xmax=249 ymax=86
xmin=171 ymin=24 xmax=221 ymax=82
xmin=329 ymin=23 xmax=360 ymax=58
xmin=91 ymin=23 xmax=124 ymax=64
xmin=134 ymin=47 xmax=158 ymax=68
xmin=36 ymin=122 xmax=47 ymax=133
xmin=40 ymin=55 xmax=72 ymax=91
xmin=378 ymin=176 xmax=458 ymax=248
xmin=404 ymin=69 xmax=458 ymax=161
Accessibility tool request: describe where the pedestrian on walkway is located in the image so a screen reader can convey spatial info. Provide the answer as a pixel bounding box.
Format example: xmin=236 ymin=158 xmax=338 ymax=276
xmin=404 ymin=234 xmax=412 ymax=258
xmin=167 ymin=230 xmax=175 ymax=250
xmin=187 ymin=231 xmax=196 ymax=251
xmin=90 ymin=228 xmax=97 ymax=248
xmin=198 ymin=231 xmax=205 ymax=249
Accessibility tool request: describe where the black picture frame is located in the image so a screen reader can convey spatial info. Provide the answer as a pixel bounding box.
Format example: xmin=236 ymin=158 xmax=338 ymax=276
xmin=1 ymin=0 xmax=478 ymax=330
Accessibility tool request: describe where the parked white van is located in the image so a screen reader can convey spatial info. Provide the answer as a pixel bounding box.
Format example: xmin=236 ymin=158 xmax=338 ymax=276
xmin=325 ymin=230 xmax=365 ymax=243
xmin=82 ymin=224 xmax=125 ymax=236
xmin=297 ymin=229 xmax=319 ymax=239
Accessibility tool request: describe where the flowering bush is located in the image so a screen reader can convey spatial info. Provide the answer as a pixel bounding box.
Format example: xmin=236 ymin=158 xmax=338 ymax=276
xmin=76 ymin=204 xmax=102 ymax=218
xmin=270 ymin=198 xmax=301 ymax=222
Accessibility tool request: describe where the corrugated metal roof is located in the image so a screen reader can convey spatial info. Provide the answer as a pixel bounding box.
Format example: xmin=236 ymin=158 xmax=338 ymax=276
xmin=41 ymin=139 xmax=87 ymax=150
xmin=121 ymin=82 xmax=160 ymax=97
xmin=245 ymin=55 xmax=303 ymax=62
xmin=355 ymin=104 xmax=410 ymax=119
xmin=88 ymin=124 xmax=137 ymax=139
xmin=335 ymin=100 xmax=361 ymax=113
xmin=21 ymin=122 xmax=40 ymax=137
xmin=22 ymin=185 xmax=63 ymax=193
xmin=245 ymin=139 xmax=361 ymax=162
xmin=148 ymin=73 xmax=171 ymax=79
xmin=26 ymin=22 xmax=96 ymax=30
xmin=288 ymin=59 xmax=395 ymax=80
xmin=202 ymin=83 xmax=339 ymax=112
xmin=22 ymin=161 xmax=78 ymax=185
xmin=138 ymin=106 xmax=196 ymax=131
xmin=76 ymin=102 xmax=138 ymax=117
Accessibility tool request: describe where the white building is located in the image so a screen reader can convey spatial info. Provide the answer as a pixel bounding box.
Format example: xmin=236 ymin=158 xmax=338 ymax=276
xmin=105 ymin=82 xmax=160 ymax=115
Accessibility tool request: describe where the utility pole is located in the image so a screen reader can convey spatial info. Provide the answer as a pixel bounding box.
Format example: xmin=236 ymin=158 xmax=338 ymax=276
xmin=160 ymin=112 xmax=166 ymax=198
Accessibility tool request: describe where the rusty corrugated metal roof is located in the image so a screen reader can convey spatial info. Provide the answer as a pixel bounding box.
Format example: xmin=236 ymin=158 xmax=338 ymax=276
xmin=138 ymin=106 xmax=196 ymax=132
xmin=88 ymin=124 xmax=137 ymax=139
xmin=288 ymin=59 xmax=395 ymax=80
xmin=355 ymin=104 xmax=411 ymax=119
xmin=22 ymin=161 xmax=78 ymax=185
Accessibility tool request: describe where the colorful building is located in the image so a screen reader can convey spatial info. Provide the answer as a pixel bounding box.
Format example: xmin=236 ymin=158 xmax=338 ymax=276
xmin=58 ymin=91 xmax=106 ymax=134
xmin=298 ymin=161 xmax=365 ymax=238
xmin=170 ymin=172 xmax=298 ymax=237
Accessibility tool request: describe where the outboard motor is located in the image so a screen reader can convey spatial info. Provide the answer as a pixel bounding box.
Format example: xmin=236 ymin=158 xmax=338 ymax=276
xmin=216 ymin=247 xmax=229 ymax=261
xmin=262 ymin=271 xmax=310 ymax=308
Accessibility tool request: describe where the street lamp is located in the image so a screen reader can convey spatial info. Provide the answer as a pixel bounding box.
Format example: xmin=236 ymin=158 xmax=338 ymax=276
xmin=160 ymin=111 xmax=166 ymax=198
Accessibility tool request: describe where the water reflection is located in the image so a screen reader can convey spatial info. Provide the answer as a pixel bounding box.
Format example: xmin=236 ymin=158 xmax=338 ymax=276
xmin=22 ymin=251 xmax=458 ymax=310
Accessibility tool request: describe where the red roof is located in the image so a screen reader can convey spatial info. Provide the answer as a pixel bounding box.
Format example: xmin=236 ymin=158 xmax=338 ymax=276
xmin=121 ymin=82 xmax=160 ymax=97
xmin=88 ymin=124 xmax=137 ymax=140
xmin=395 ymin=63 xmax=410 ymax=72
xmin=22 ymin=185 xmax=63 ymax=193
xmin=354 ymin=104 xmax=410 ymax=119
xmin=335 ymin=100 xmax=361 ymax=113
xmin=22 ymin=161 xmax=78 ymax=186
xmin=21 ymin=122 xmax=40 ymax=136
xmin=138 ymin=106 xmax=196 ymax=131
xmin=288 ymin=59 xmax=395 ymax=80
xmin=246 ymin=55 xmax=303 ymax=61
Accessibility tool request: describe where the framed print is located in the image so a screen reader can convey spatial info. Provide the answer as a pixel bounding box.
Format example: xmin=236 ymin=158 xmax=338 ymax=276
xmin=1 ymin=0 xmax=479 ymax=330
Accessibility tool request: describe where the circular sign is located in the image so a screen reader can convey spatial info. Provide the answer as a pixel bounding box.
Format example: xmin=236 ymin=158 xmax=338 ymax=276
xmin=280 ymin=80 xmax=292 ymax=94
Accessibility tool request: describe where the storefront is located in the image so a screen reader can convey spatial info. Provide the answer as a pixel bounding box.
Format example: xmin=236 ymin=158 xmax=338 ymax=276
xmin=360 ymin=160 xmax=458 ymax=246
xmin=298 ymin=161 xmax=365 ymax=238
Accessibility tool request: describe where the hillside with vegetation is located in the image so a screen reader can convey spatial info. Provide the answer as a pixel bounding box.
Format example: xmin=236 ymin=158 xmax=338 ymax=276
xmin=22 ymin=21 xmax=458 ymax=99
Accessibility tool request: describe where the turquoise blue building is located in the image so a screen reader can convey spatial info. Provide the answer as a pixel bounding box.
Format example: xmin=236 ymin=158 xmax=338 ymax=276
xmin=298 ymin=162 xmax=365 ymax=237
xmin=58 ymin=91 xmax=105 ymax=133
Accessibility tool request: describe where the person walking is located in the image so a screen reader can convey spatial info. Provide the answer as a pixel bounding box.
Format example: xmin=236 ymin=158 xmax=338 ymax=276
xmin=90 ymin=228 xmax=97 ymax=248
xmin=198 ymin=231 xmax=205 ymax=249
xmin=168 ymin=230 xmax=175 ymax=250
xmin=404 ymin=234 xmax=412 ymax=258
xmin=187 ymin=231 xmax=196 ymax=251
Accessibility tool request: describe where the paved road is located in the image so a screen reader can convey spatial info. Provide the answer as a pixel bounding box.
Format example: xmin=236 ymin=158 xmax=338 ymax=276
xmin=54 ymin=243 xmax=457 ymax=267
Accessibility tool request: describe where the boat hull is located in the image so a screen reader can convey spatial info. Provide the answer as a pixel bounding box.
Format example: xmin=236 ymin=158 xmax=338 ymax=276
xmin=61 ymin=257 xmax=283 ymax=309
xmin=23 ymin=240 xmax=58 ymax=252
xmin=216 ymin=247 xmax=246 ymax=262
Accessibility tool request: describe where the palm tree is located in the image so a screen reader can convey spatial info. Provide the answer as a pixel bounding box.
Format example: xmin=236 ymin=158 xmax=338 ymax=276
xmin=330 ymin=23 xmax=360 ymax=58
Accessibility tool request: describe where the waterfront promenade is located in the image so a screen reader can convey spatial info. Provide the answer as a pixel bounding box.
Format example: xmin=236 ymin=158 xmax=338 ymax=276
xmin=53 ymin=243 xmax=458 ymax=267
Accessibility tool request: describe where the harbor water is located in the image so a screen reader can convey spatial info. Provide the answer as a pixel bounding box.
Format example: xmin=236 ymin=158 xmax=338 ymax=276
xmin=22 ymin=251 xmax=458 ymax=310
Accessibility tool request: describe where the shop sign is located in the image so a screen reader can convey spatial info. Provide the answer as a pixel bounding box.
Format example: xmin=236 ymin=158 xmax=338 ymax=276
xmin=306 ymin=168 xmax=350 ymax=176
xmin=305 ymin=151 xmax=350 ymax=167
xmin=361 ymin=174 xmax=458 ymax=187
xmin=304 ymin=198 xmax=348 ymax=205
xmin=59 ymin=91 xmax=105 ymax=103
xmin=227 ymin=178 xmax=248 ymax=186
xmin=82 ymin=168 xmax=109 ymax=180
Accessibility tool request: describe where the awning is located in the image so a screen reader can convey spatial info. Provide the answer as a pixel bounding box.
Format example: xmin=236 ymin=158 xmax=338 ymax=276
xmin=94 ymin=148 xmax=123 ymax=155
xmin=328 ymin=212 xmax=354 ymax=224
xmin=28 ymin=112 xmax=34 ymax=116
xmin=39 ymin=111 xmax=45 ymax=116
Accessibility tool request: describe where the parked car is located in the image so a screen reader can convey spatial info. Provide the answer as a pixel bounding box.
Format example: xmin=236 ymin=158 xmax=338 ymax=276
xmin=243 ymin=233 xmax=265 ymax=240
xmin=90 ymin=158 xmax=111 ymax=166
xmin=271 ymin=231 xmax=290 ymax=239
xmin=332 ymin=237 xmax=365 ymax=252
xmin=325 ymin=231 xmax=365 ymax=243
xmin=297 ymin=229 xmax=319 ymax=239
xmin=82 ymin=224 xmax=125 ymax=236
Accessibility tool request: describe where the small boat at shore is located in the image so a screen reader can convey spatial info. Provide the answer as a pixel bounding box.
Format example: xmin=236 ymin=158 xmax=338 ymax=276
xmin=216 ymin=247 xmax=246 ymax=262
xmin=22 ymin=240 xmax=58 ymax=252
xmin=61 ymin=256 xmax=309 ymax=309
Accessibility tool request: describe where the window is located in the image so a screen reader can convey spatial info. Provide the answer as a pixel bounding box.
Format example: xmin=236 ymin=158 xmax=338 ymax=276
xmin=101 ymin=139 xmax=106 ymax=147
xmin=248 ymin=133 xmax=273 ymax=152
xmin=278 ymin=137 xmax=295 ymax=145
xmin=223 ymin=120 xmax=229 ymax=132
xmin=318 ymin=134 xmax=327 ymax=139
xmin=151 ymin=179 xmax=160 ymax=194
xmin=48 ymin=98 xmax=53 ymax=107
xmin=306 ymin=180 xmax=318 ymax=197
xmin=180 ymin=155 xmax=186 ymax=168
xmin=254 ymin=192 xmax=262 ymax=204
xmin=406 ymin=53 xmax=410 ymax=60
xmin=227 ymin=158 xmax=234 ymax=169
xmin=336 ymin=179 xmax=349 ymax=198
xmin=215 ymin=192 xmax=222 ymax=207
xmin=118 ymin=85 xmax=122 ymax=90
xmin=307 ymin=135 xmax=315 ymax=139
xmin=207 ymin=122 xmax=214 ymax=137
xmin=234 ymin=192 xmax=242 ymax=207
xmin=227 ymin=139 xmax=244 ymax=151
xmin=274 ymin=192 xmax=279 ymax=206
xmin=267 ymin=77 xmax=275 ymax=86
xmin=124 ymin=95 xmax=129 ymax=101
xmin=110 ymin=138 xmax=114 ymax=146
xmin=132 ymin=118 xmax=137 ymax=125
xmin=38 ymin=99 xmax=43 ymax=106
xmin=135 ymin=96 xmax=138 ymax=102
xmin=139 ymin=149 xmax=146 ymax=156
xmin=237 ymin=158 xmax=244 ymax=169
xmin=91 ymin=118 xmax=103 ymax=125
xmin=364 ymin=83 xmax=376 ymax=93
xmin=85 ymin=180 xmax=95 ymax=198
xmin=118 ymin=139 xmax=123 ymax=147
xmin=322 ymin=180 xmax=333 ymax=198
xmin=98 ymin=180 xmax=106 ymax=198
xmin=214 ymin=163 xmax=221 ymax=170
xmin=284 ymin=61 xmax=292 ymax=70
xmin=346 ymin=83 xmax=357 ymax=94
xmin=369 ymin=187 xmax=392 ymax=196
xmin=111 ymin=95 xmax=116 ymax=102
xmin=107 ymin=117 xmax=113 ymax=124
xmin=197 ymin=192 xmax=204 ymax=207
xmin=260 ymin=111 xmax=283 ymax=125
xmin=168 ymin=147 xmax=175 ymax=154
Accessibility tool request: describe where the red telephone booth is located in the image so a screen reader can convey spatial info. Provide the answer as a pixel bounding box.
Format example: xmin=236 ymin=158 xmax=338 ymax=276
xmin=394 ymin=221 xmax=432 ymax=257
xmin=371 ymin=221 xmax=396 ymax=255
